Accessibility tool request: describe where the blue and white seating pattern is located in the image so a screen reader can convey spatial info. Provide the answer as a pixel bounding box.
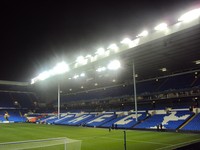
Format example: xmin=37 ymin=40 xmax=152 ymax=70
xmin=86 ymin=114 xmax=116 ymax=127
xmin=181 ymin=113 xmax=200 ymax=131
xmin=114 ymin=113 xmax=146 ymax=128
xmin=64 ymin=114 xmax=96 ymax=126
xmin=134 ymin=111 xmax=193 ymax=130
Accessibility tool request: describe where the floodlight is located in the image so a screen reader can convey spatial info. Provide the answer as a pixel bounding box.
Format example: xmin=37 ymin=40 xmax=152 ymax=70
xmin=137 ymin=30 xmax=148 ymax=37
xmin=112 ymin=79 xmax=116 ymax=82
xmin=68 ymin=77 xmax=72 ymax=80
xmin=86 ymin=54 xmax=92 ymax=58
xmin=52 ymin=61 xmax=69 ymax=75
xmin=120 ymin=38 xmax=132 ymax=44
xmin=81 ymin=86 xmax=84 ymax=89
xmin=38 ymin=71 xmax=51 ymax=80
xmin=107 ymin=60 xmax=121 ymax=70
xmin=178 ymin=8 xmax=200 ymax=22
xmin=195 ymin=60 xmax=200 ymax=65
xmin=107 ymin=43 xmax=119 ymax=52
xmin=96 ymin=67 xmax=107 ymax=72
xmin=80 ymin=73 xmax=85 ymax=77
xmin=85 ymin=54 xmax=93 ymax=62
xmin=160 ymin=68 xmax=167 ymax=72
xmin=69 ymin=89 xmax=72 ymax=91
xmin=31 ymin=78 xmax=36 ymax=84
xmin=154 ymin=23 xmax=168 ymax=31
xmin=95 ymin=48 xmax=105 ymax=56
xmin=91 ymin=55 xmax=97 ymax=62
xmin=73 ymin=74 xmax=79 ymax=79
xmin=94 ymin=83 xmax=98 ymax=86
xmin=76 ymin=56 xmax=88 ymax=65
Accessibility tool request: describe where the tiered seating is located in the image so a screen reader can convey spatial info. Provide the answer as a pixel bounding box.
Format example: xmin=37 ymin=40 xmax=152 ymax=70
xmin=63 ymin=114 xmax=96 ymax=126
xmin=134 ymin=114 xmax=167 ymax=129
xmin=54 ymin=114 xmax=75 ymax=124
xmin=134 ymin=111 xmax=193 ymax=130
xmin=46 ymin=114 xmax=68 ymax=124
xmin=101 ymin=116 xmax=125 ymax=128
xmin=181 ymin=113 xmax=200 ymax=131
xmin=113 ymin=113 xmax=146 ymax=128
xmin=85 ymin=113 xmax=116 ymax=127
xmin=0 ymin=110 xmax=26 ymax=122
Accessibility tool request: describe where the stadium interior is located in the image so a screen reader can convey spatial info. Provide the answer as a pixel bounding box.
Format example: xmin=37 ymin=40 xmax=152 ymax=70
xmin=0 ymin=7 xmax=200 ymax=150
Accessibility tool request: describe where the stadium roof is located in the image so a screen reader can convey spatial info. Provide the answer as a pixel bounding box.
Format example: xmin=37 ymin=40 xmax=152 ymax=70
xmin=33 ymin=16 xmax=200 ymax=95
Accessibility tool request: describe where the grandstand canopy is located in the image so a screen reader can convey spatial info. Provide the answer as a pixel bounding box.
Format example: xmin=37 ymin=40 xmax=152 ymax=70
xmin=33 ymin=19 xmax=200 ymax=95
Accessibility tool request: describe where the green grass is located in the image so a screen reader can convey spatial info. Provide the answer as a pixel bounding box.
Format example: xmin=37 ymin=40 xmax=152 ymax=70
xmin=0 ymin=123 xmax=200 ymax=150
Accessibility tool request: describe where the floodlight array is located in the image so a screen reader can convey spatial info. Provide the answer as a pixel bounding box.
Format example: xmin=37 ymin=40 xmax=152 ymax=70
xmin=154 ymin=23 xmax=168 ymax=31
xmin=178 ymin=8 xmax=200 ymax=22
xmin=31 ymin=61 xmax=69 ymax=84
xmin=31 ymin=7 xmax=200 ymax=84
xmin=67 ymin=73 xmax=86 ymax=80
xmin=96 ymin=60 xmax=121 ymax=73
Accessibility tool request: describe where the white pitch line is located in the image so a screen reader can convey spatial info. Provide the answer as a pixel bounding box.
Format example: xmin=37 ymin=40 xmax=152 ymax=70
xmin=155 ymin=138 xmax=200 ymax=150
xmin=100 ymin=137 xmax=171 ymax=146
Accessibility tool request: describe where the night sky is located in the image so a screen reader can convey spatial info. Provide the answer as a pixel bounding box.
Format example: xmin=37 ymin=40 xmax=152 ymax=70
xmin=0 ymin=0 xmax=199 ymax=82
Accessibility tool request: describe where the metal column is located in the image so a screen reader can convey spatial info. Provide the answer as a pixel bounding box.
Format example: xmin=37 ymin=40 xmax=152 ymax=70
xmin=133 ymin=62 xmax=138 ymax=122
xmin=58 ymin=83 xmax=60 ymax=119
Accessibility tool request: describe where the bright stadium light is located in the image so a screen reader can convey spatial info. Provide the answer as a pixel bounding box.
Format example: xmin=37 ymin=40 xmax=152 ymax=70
xmin=38 ymin=71 xmax=51 ymax=81
xmin=96 ymin=67 xmax=107 ymax=72
xmin=120 ymin=38 xmax=132 ymax=45
xmin=107 ymin=60 xmax=121 ymax=70
xmin=95 ymin=48 xmax=105 ymax=56
xmin=105 ymin=50 xmax=110 ymax=57
xmin=31 ymin=78 xmax=36 ymax=84
xmin=80 ymin=73 xmax=85 ymax=77
xmin=51 ymin=61 xmax=70 ymax=75
xmin=85 ymin=54 xmax=93 ymax=62
xmin=76 ymin=56 xmax=88 ymax=65
xmin=137 ymin=30 xmax=148 ymax=37
xmin=178 ymin=8 xmax=200 ymax=22
xmin=154 ymin=23 xmax=168 ymax=31
xmin=107 ymin=43 xmax=119 ymax=52
xmin=73 ymin=74 xmax=79 ymax=79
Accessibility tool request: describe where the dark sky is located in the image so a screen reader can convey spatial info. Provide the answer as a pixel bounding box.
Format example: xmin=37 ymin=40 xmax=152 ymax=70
xmin=0 ymin=0 xmax=199 ymax=82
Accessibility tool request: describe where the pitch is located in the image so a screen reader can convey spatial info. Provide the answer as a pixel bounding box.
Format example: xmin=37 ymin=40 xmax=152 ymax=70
xmin=0 ymin=123 xmax=200 ymax=150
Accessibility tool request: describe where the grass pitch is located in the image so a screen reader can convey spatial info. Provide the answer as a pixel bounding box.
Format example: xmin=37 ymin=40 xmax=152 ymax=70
xmin=0 ymin=123 xmax=200 ymax=150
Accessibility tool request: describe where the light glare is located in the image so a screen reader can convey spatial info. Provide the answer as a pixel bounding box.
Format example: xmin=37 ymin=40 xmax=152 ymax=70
xmin=154 ymin=23 xmax=168 ymax=31
xmin=107 ymin=60 xmax=121 ymax=70
xmin=52 ymin=61 xmax=69 ymax=75
xmin=120 ymin=38 xmax=132 ymax=44
xmin=108 ymin=43 xmax=119 ymax=52
xmin=96 ymin=67 xmax=107 ymax=72
xmin=80 ymin=73 xmax=85 ymax=77
xmin=38 ymin=71 xmax=50 ymax=80
xmin=137 ymin=30 xmax=148 ymax=37
xmin=95 ymin=48 xmax=105 ymax=55
xmin=73 ymin=74 xmax=79 ymax=79
xmin=178 ymin=8 xmax=200 ymax=22
xmin=76 ymin=56 xmax=88 ymax=65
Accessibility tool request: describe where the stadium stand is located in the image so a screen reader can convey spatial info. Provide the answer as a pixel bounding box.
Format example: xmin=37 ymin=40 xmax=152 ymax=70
xmin=86 ymin=113 xmax=117 ymax=127
xmin=63 ymin=114 xmax=96 ymax=126
xmin=112 ymin=113 xmax=146 ymax=129
xmin=54 ymin=114 xmax=75 ymax=124
xmin=181 ymin=112 xmax=200 ymax=131
xmin=134 ymin=110 xmax=194 ymax=130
